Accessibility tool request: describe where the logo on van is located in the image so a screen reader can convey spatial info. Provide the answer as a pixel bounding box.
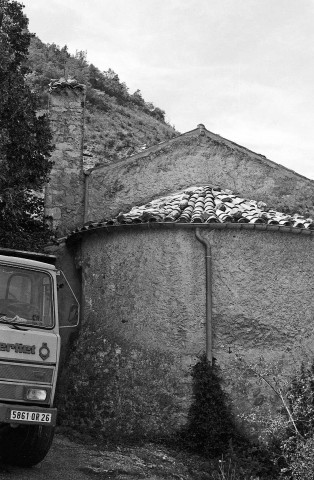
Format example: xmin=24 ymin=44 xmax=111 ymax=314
xmin=39 ymin=343 xmax=50 ymax=360
xmin=0 ymin=343 xmax=35 ymax=354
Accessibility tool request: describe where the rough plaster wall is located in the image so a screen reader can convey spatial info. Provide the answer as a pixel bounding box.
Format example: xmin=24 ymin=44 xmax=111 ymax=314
xmin=82 ymin=228 xmax=205 ymax=356
xmin=207 ymin=228 xmax=314 ymax=431
xmin=61 ymin=227 xmax=314 ymax=436
xmin=87 ymin=132 xmax=314 ymax=222
xmin=45 ymin=89 xmax=85 ymax=236
xmin=60 ymin=228 xmax=204 ymax=436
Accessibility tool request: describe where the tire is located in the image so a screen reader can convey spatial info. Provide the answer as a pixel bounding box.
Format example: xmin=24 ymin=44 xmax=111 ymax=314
xmin=0 ymin=424 xmax=55 ymax=467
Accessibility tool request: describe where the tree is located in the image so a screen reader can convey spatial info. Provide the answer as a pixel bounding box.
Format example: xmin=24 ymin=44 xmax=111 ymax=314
xmin=131 ymin=89 xmax=145 ymax=107
xmin=0 ymin=0 xmax=53 ymax=251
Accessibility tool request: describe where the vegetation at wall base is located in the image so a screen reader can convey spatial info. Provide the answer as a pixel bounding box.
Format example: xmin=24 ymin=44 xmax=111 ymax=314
xmin=178 ymin=355 xmax=285 ymax=479
xmin=275 ymin=360 xmax=314 ymax=478
xmin=224 ymin=358 xmax=314 ymax=479
xmin=59 ymin=347 xmax=314 ymax=478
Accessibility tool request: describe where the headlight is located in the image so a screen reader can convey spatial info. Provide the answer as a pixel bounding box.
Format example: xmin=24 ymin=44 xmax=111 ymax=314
xmin=25 ymin=388 xmax=47 ymax=401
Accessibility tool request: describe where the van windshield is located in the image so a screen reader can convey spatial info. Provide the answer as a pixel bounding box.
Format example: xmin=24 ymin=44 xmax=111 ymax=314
xmin=0 ymin=265 xmax=53 ymax=328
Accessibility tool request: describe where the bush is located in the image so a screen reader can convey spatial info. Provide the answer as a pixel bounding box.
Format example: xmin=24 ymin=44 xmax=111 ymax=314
xmin=286 ymin=361 xmax=314 ymax=438
xmin=275 ymin=361 xmax=314 ymax=478
xmin=281 ymin=436 xmax=314 ymax=479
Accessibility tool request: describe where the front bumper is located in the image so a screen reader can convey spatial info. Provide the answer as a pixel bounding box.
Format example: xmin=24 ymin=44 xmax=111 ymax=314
xmin=0 ymin=403 xmax=57 ymax=426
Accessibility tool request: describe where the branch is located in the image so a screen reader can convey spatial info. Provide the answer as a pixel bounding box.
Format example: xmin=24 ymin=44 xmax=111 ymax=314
xmin=253 ymin=369 xmax=302 ymax=439
xmin=235 ymin=355 xmax=303 ymax=439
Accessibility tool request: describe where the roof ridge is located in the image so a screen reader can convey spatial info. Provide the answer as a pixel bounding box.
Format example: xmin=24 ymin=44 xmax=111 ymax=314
xmin=89 ymin=125 xmax=314 ymax=184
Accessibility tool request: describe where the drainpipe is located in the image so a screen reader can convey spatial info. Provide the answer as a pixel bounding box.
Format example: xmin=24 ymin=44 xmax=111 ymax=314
xmin=83 ymin=171 xmax=90 ymax=224
xmin=195 ymin=228 xmax=213 ymax=363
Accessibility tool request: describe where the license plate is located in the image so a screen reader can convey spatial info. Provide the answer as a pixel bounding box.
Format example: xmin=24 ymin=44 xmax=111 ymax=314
xmin=10 ymin=410 xmax=52 ymax=423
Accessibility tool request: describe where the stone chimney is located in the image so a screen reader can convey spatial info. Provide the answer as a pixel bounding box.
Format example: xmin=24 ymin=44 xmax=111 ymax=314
xmin=45 ymin=79 xmax=86 ymax=237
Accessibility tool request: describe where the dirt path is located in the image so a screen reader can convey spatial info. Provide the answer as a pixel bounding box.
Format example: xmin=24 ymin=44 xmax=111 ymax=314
xmin=0 ymin=433 xmax=211 ymax=480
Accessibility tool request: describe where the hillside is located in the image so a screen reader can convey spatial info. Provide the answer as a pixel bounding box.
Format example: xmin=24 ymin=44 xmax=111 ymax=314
xmin=26 ymin=37 xmax=178 ymax=169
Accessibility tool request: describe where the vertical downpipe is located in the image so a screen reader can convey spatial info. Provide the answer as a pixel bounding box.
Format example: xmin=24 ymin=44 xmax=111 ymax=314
xmin=195 ymin=228 xmax=213 ymax=363
xmin=84 ymin=171 xmax=90 ymax=224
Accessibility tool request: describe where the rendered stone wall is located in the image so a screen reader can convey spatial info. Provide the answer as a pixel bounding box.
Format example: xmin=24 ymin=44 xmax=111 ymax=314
xmin=45 ymin=86 xmax=86 ymax=236
xmin=86 ymin=130 xmax=314 ymax=222
xmin=60 ymin=226 xmax=314 ymax=437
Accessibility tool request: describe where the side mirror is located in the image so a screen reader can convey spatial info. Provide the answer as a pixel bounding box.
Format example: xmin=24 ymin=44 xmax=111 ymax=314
xmin=68 ymin=304 xmax=79 ymax=327
xmin=59 ymin=302 xmax=80 ymax=329
xmin=57 ymin=270 xmax=80 ymax=329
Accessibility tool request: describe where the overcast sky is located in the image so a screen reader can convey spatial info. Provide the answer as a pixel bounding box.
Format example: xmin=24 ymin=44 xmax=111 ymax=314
xmin=22 ymin=0 xmax=314 ymax=179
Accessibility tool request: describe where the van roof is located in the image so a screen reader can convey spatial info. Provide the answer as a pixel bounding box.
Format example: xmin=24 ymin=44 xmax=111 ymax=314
xmin=0 ymin=248 xmax=56 ymax=267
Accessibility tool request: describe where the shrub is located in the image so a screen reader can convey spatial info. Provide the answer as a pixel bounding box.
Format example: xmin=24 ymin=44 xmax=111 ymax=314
xmin=181 ymin=355 xmax=240 ymax=457
xmin=277 ymin=361 xmax=314 ymax=478
xmin=281 ymin=436 xmax=314 ymax=479
xmin=286 ymin=361 xmax=314 ymax=438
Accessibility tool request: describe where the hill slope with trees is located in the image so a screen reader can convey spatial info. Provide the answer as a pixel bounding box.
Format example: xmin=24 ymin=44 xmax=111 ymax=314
xmin=26 ymin=37 xmax=178 ymax=169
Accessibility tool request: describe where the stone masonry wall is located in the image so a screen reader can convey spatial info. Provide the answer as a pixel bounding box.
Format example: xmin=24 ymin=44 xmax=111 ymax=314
xmin=60 ymin=226 xmax=314 ymax=437
xmin=86 ymin=129 xmax=314 ymax=222
xmin=45 ymin=84 xmax=86 ymax=236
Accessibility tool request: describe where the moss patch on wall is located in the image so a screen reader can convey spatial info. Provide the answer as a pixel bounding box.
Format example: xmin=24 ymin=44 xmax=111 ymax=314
xmin=57 ymin=311 xmax=183 ymax=440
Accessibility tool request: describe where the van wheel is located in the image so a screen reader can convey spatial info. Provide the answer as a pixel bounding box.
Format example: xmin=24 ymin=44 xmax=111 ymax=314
xmin=0 ymin=424 xmax=55 ymax=467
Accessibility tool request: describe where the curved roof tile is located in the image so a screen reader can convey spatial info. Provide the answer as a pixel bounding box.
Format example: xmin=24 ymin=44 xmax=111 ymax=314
xmin=113 ymin=185 xmax=314 ymax=229
xmin=67 ymin=185 xmax=314 ymax=239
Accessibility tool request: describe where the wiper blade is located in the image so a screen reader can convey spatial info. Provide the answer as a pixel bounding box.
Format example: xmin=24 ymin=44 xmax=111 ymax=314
xmin=8 ymin=324 xmax=28 ymax=331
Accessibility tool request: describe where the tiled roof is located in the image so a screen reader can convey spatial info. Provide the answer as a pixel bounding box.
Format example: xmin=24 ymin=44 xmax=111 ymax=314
xmin=115 ymin=186 xmax=314 ymax=227
xmin=68 ymin=186 xmax=314 ymax=239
